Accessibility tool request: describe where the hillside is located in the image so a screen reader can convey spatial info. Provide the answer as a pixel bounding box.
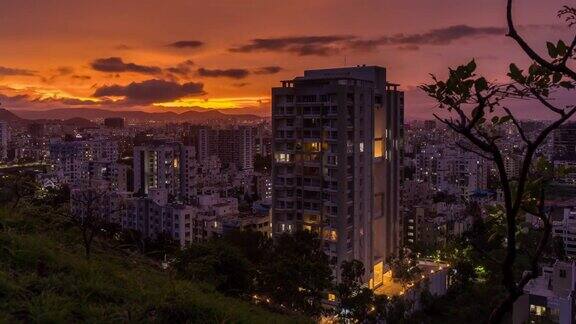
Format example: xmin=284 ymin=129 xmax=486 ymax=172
xmin=9 ymin=108 xmax=265 ymax=123
xmin=0 ymin=207 xmax=309 ymax=323
xmin=0 ymin=109 xmax=27 ymax=126
xmin=0 ymin=109 xmax=96 ymax=128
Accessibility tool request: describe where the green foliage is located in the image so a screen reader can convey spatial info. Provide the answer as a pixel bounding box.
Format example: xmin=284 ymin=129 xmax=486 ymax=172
xmin=221 ymin=229 xmax=272 ymax=265
xmin=175 ymin=241 xmax=255 ymax=296
xmin=0 ymin=207 xmax=309 ymax=324
xmin=260 ymin=231 xmax=333 ymax=316
xmin=173 ymin=229 xmax=333 ymax=317
xmin=337 ymin=260 xmax=373 ymax=321
xmin=0 ymin=173 xmax=38 ymax=210
xmin=390 ymin=251 xmax=422 ymax=284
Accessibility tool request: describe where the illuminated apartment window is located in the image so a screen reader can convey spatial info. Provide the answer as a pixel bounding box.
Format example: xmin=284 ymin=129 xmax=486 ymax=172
xmin=374 ymin=139 xmax=383 ymax=158
xmin=529 ymin=304 xmax=547 ymax=316
xmin=328 ymin=293 xmax=336 ymax=302
xmin=329 ymin=230 xmax=337 ymax=241
xmin=275 ymin=153 xmax=292 ymax=163
xmin=359 ymin=142 xmax=364 ymax=152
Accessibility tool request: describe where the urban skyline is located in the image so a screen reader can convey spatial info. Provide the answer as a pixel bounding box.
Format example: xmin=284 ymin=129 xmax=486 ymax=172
xmin=0 ymin=0 xmax=572 ymax=119
xmin=0 ymin=1 xmax=575 ymax=323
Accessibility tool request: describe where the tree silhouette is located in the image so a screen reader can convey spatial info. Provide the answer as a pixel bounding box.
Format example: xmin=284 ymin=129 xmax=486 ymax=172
xmin=420 ymin=2 xmax=576 ymax=322
xmin=69 ymin=186 xmax=124 ymax=259
xmin=0 ymin=173 xmax=37 ymax=211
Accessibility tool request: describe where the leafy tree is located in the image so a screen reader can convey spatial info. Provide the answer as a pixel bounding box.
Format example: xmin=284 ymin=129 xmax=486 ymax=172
xmin=147 ymin=231 xmax=180 ymax=260
xmin=221 ymin=229 xmax=271 ymax=265
xmin=69 ymin=187 xmax=124 ymax=259
xmin=336 ymin=260 xmax=374 ymax=322
xmin=260 ymin=231 xmax=333 ymax=316
xmin=451 ymin=259 xmax=478 ymax=290
xmin=390 ymin=250 xmax=422 ymax=285
xmin=373 ymin=295 xmax=410 ymax=323
xmin=420 ymin=3 xmax=576 ymax=321
xmin=175 ymin=241 xmax=255 ymax=296
xmin=0 ymin=173 xmax=37 ymax=210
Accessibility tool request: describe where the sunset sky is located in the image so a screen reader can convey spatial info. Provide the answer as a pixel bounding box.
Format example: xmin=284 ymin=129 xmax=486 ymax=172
xmin=0 ymin=0 xmax=572 ymax=118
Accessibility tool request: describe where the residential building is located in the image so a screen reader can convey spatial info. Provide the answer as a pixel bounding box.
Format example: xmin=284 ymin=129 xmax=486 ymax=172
xmin=553 ymin=207 xmax=576 ymax=258
xmin=271 ymin=65 xmax=403 ymax=284
xmin=191 ymin=126 xmax=254 ymax=171
xmin=513 ymin=260 xmax=576 ymax=324
xmin=133 ymin=140 xmax=197 ymax=201
xmin=48 ymin=138 xmax=118 ymax=185
xmin=553 ymin=122 xmax=576 ymax=162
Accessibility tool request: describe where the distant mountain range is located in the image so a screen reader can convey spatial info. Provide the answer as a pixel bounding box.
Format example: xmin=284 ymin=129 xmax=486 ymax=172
xmin=0 ymin=109 xmax=97 ymax=128
xmin=0 ymin=107 xmax=269 ymax=126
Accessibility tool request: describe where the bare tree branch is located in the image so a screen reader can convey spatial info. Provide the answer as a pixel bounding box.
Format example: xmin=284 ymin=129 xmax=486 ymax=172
xmin=503 ymin=107 xmax=531 ymax=145
xmin=529 ymin=88 xmax=567 ymax=116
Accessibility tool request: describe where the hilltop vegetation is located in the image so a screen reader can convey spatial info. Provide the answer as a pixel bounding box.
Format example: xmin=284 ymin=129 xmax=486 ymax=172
xmin=0 ymin=204 xmax=309 ymax=323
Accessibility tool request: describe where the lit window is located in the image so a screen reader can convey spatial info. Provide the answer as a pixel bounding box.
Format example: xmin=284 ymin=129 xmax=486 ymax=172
xmin=328 ymin=293 xmax=336 ymax=302
xmin=374 ymin=139 xmax=383 ymax=158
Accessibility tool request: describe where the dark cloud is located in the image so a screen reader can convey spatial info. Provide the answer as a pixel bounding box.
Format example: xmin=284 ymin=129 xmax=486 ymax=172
xmin=165 ymin=60 xmax=195 ymax=76
xmin=348 ymin=25 xmax=506 ymax=50
xmin=253 ymin=66 xmax=283 ymax=74
xmin=197 ymin=68 xmax=250 ymax=79
xmin=91 ymin=57 xmax=161 ymax=75
xmin=115 ymin=44 xmax=132 ymax=50
xmin=231 ymin=26 xmax=506 ymax=56
xmin=34 ymin=97 xmax=103 ymax=106
xmin=41 ymin=66 xmax=76 ymax=83
xmin=93 ymin=79 xmax=205 ymax=104
xmin=168 ymin=40 xmax=204 ymax=49
xmin=397 ymin=45 xmax=420 ymax=51
xmin=388 ymin=24 xmax=505 ymax=45
xmin=230 ymin=35 xmax=353 ymax=56
xmin=0 ymin=93 xmax=30 ymax=106
xmin=56 ymin=66 xmax=74 ymax=75
xmin=71 ymin=75 xmax=91 ymax=80
xmin=0 ymin=66 xmax=36 ymax=76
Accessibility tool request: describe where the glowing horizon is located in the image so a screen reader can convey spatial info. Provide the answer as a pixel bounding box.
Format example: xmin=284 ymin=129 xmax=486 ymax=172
xmin=0 ymin=0 xmax=571 ymax=118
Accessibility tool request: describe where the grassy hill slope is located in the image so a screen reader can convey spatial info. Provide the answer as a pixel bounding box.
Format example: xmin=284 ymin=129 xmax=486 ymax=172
xmin=0 ymin=207 xmax=309 ymax=323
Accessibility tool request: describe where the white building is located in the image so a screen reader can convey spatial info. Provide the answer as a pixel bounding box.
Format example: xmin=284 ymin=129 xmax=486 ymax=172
xmin=49 ymin=138 xmax=118 ymax=185
xmin=133 ymin=140 xmax=197 ymax=201
xmin=415 ymin=142 xmax=489 ymax=197
xmin=513 ymin=261 xmax=576 ymax=324
xmin=553 ymin=207 xmax=576 ymax=258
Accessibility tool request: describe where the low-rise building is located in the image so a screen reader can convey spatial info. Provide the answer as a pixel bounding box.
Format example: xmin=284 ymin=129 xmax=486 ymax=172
xmin=513 ymin=261 xmax=576 ymax=324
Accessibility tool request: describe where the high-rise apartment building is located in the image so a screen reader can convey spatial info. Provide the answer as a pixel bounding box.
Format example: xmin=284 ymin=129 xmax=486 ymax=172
xmin=271 ymin=66 xmax=403 ymax=285
xmin=133 ymin=140 xmax=197 ymax=201
xmin=553 ymin=122 xmax=576 ymax=162
xmin=190 ymin=126 xmax=254 ymax=171
xmin=49 ymin=138 xmax=118 ymax=185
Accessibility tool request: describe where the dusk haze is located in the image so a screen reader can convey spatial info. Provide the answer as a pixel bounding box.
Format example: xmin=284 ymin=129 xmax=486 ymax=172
xmin=0 ymin=1 xmax=575 ymax=323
